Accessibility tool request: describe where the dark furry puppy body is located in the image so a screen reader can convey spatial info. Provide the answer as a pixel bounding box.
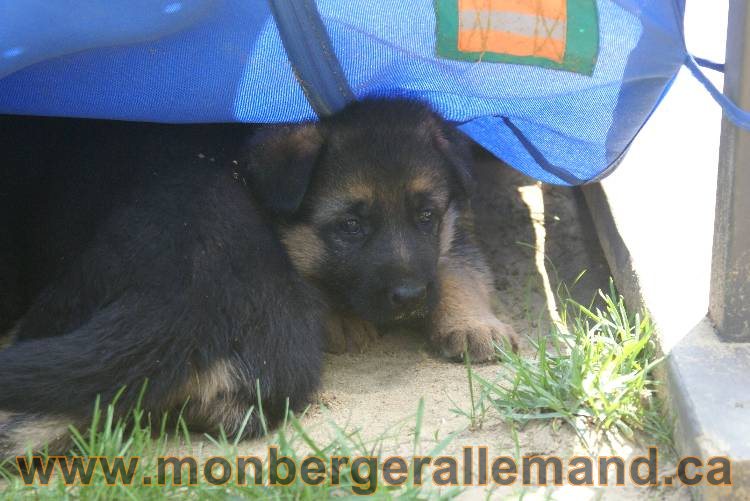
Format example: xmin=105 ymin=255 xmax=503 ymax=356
xmin=0 ymin=99 xmax=516 ymax=459
xmin=0 ymin=120 xmax=323 ymax=458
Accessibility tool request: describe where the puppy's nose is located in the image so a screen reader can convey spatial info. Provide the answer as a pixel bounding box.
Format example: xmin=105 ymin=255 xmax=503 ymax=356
xmin=389 ymin=283 xmax=427 ymax=309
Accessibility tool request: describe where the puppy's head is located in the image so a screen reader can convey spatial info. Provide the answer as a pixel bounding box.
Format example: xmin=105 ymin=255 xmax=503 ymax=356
xmin=243 ymin=99 xmax=473 ymax=325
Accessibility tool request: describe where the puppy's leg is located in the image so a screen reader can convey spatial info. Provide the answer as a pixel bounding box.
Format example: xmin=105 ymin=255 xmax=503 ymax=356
xmin=431 ymin=258 xmax=518 ymax=362
xmin=431 ymin=209 xmax=518 ymax=362
xmin=324 ymin=311 xmax=379 ymax=354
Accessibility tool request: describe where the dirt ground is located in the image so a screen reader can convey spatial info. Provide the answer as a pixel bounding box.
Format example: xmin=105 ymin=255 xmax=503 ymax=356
xmin=185 ymin=153 xmax=689 ymax=499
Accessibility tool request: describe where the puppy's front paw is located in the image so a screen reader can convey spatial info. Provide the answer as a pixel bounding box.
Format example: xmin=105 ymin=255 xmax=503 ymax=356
xmin=433 ymin=316 xmax=518 ymax=362
xmin=325 ymin=312 xmax=380 ymax=354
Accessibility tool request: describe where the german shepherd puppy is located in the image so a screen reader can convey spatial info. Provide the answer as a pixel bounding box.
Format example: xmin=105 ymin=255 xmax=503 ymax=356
xmin=250 ymin=100 xmax=518 ymax=357
xmin=0 ymin=99 xmax=516 ymax=459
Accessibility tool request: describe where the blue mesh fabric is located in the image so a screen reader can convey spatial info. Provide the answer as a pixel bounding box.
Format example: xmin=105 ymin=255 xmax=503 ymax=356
xmin=0 ymin=0 xmax=690 ymax=185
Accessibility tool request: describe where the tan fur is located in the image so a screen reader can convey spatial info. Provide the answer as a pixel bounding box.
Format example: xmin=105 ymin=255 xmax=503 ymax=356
xmin=434 ymin=260 xmax=495 ymax=323
xmin=325 ymin=311 xmax=379 ymax=354
xmin=280 ymin=225 xmax=324 ymax=278
xmin=341 ymin=181 xmax=373 ymax=202
xmin=312 ymin=198 xmax=353 ymax=225
xmin=173 ymin=359 xmax=253 ymax=434
xmin=431 ymin=259 xmax=518 ymax=361
xmin=182 ymin=359 xmax=237 ymax=409
xmin=408 ymin=175 xmax=435 ymax=194
xmin=408 ymin=174 xmax=449 ymax=208
xmin=313 ymin=181 xmax=373 ymax=225
xmin=0 ymin=414 xmax=71 ymax=457
xmin=393 ymin=229 xmax=410 ymax=263
xmin=439 ymin=205 xmax=458 ymax=257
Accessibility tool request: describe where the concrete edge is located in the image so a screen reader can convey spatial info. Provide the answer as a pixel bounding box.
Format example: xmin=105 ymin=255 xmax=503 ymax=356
xmin=581 ymin=183 xmax=749 ymax=500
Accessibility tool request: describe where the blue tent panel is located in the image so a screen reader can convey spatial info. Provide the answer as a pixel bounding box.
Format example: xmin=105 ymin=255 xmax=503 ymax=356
xmin=0 ymin=0 xmax=746 ymax=185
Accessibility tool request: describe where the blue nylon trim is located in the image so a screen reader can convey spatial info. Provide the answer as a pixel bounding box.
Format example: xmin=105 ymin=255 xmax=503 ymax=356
xmin=267 ymin=0 xmax=354 ymax=117
xmin=685 ymin=54 xmax=750 ymax=131
xmin=694 ymin=57 xmax=726 ymax=73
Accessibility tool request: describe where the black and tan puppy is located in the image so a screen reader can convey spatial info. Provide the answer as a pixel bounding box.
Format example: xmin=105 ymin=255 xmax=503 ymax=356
xmin=0 ymin=98 xmax=515 ymax=459
xmin=0 ymin=118 xmax=325 ymax=459
xmin=249 ymin=100 xmax=518 ymax=359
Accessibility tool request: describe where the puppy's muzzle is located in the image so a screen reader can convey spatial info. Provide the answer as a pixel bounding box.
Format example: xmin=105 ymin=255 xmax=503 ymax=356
xmin=388 ymin=281 xmax=428 ymax=312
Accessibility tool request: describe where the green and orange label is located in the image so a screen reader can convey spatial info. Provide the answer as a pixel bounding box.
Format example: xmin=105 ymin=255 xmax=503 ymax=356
xmin=435 ymin=0 xmax=599 ymax=75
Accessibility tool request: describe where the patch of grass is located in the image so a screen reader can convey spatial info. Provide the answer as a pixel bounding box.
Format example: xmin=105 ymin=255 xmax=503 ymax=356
xmin=0 ymin=393 xmax=461 ymax=499
xmin=463 ymin=280 xmax=672 ymax=449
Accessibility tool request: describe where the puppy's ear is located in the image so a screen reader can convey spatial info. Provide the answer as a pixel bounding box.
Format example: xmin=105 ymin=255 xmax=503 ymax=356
xmin=242 ymin=124 xmax=324 ymax=218
xmin=431 ymin=122 xmax=475 ymax=200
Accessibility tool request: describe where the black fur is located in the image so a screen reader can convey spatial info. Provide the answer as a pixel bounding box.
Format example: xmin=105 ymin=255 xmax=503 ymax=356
xmin=0 ymin=118 xmax=324 ymax=458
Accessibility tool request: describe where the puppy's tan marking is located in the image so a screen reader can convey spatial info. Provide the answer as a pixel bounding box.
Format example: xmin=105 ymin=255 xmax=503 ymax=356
xmin=393 ymin=228 xmax=410 ymax=263
xmin=431 ymin=259 xmax=518 ymax=362
xmin=183 ymin=359 xmax=237 ymax=409
xmin=408 ymin=173 xmax=449 ymax=208
xmin=0 ymin=414 xmax=72 ymax=458
xmin=439 ymin=205 xmax=459 ymax=257
xmin=176 ymin=359 xmax=252 ymax=436
xmin=408 ymin=175 xmax=435 ymax=194
xmin=281 ymin=225 xmax=324 ymax=278
xmin=312 ymin=199 xmax=349 ymax=226
xmin=313 ymin=180 xmax=374 ymax=224
xmin=324 ymin=311 xmax=379 ymax=354
xmin=342 ymin=181 xmax=373 ymax=202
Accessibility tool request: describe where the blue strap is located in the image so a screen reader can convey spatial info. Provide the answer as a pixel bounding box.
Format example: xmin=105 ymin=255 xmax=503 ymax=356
xmin=685 ymin=54 xmax=750 ymax=130
xmin=694 ymin=57 xmax=725 ymax=73
xmin=268 ymin=0 xmax=354 ymax=117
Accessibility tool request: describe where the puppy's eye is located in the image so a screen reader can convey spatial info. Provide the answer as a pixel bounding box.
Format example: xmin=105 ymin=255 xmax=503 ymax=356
xmin=340 ymin=218 xmax=361 ymax=235
xmin=417 ymin=209 xmax=434 ymax=224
